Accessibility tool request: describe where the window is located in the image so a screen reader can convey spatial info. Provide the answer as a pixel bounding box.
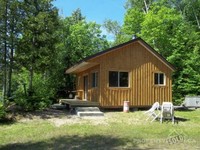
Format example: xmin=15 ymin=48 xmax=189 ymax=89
xmin=109 ymin=71 xmax=129 ymax=87
xmin=92 ymin=72 xmax=98 ymax=87
xmin=154 ymin=73 xmax=165 ymax=85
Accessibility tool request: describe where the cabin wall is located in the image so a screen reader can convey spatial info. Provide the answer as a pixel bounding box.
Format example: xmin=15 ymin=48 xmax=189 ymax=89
xmin=76 ymin=65 xmax=100 ymax=102
xmin=76 ymin=42 xmax=173 ymax=108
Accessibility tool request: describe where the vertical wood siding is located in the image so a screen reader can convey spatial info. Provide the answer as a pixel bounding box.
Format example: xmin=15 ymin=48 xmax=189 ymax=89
xmin=76 ymin=42 xmax=173 ymax=108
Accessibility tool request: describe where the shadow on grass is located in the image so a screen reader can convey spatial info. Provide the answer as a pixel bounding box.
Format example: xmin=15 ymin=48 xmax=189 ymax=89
xmin=0 ymin=118 xmax=15 ymax=125
xmin=174 ymin=106 xmax=198 ymax=111
xmin=0 ymin=135 xmax=146 ymax=150
xmin=174 ymin=116 xmax=189 ymax=122
xmin=158 ymin=116 xmax=189 ymax=124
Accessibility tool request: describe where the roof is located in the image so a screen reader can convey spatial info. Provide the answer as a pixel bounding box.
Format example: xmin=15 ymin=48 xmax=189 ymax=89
xmin=65 ymin=37 xmax=176 ymax=74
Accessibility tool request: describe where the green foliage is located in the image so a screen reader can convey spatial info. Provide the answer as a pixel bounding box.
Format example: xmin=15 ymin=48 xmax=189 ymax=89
xmin=140 ymin=6 xmax=182 ymax=57
xmin=14 ymin=95 xmax=51 ymax=111
xmin=123 ymin=8 xmax=145 ymax=36
xmin=103 ymin=19 xmax=130 ymax=46
xmin=61 ymin=10 xmax=109 ymax=66
xmin=125 ymin=0 xmax=155 ymax=13
xmin=120 ymin=0 xmax=200 ymax=104
xmin=3 ymin=0 xmax=200 ymax=107
xmin=0 ymin=101 xmax=6 ymax=119
xmin=175 ymin=0 xmax=200 ymax=29
xmin=103 ymin=19 xmax=121 ymax=37
xmin=15 ymin=0 xmax=60 ymax=92
xmin=0 ymin=1 xmax=109 ymax=107
xmin=56 ymin=9 xmax=109 ymax=89
xmin=13 ymin=68 xmax=53 ymax=111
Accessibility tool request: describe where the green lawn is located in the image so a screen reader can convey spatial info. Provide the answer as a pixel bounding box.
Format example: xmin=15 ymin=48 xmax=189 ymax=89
xmin=0 ymin=109 xmax=200 ymax=150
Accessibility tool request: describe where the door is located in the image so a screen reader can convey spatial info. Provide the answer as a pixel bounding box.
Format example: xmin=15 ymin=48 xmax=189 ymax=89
xmin=83 ymin=75 xmax=88 ymax=100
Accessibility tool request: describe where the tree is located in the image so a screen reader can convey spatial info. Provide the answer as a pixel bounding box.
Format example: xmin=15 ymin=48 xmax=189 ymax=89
xmin=0 ymin=0 xmax=20 ymax=101
xmin=16 ymin=0 xmax=59 ymax=93
xmin=168 ymin=23 xmax=200 ymax=103
xmin=7 ymin=0 xmax=20 ymax=97
xmin=125 ymin=0 xmax=156 ymax=14
xmin=103 ymin=19 xmax=129 ymax=46
xmin=121 ymin=0 xmax=200 ymax=104
xmin=58 ymin=9 xmax=109 ymax=89
xmin=140 ymin=6 xmax=183 ymax=58
xmin=171 ymin=0 xmax=200 ymax=29
xmin=0 ymin=0 xmax=9 ymax=101
xmin=103 ymin=19 xmax=121 ymax=38
xmin=123 ymin=8 xmax=145 ymax=36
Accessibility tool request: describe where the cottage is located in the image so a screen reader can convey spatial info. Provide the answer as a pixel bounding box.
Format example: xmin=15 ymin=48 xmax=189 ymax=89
xmin=66 ymin=38 xmax=175 ymax=108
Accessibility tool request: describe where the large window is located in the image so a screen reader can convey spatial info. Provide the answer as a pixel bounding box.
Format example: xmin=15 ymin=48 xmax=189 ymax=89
xmin=154 ymin=73 xmax=165 ymax=85
xmin=92 ymin=72 xmax=98 ymax=87
xmin=109 ymin=71 xmax=129 ymax=87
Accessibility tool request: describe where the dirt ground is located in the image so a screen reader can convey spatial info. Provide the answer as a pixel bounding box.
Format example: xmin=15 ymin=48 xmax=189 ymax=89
xmin=9 ymin=108 xmax=108 ymax=127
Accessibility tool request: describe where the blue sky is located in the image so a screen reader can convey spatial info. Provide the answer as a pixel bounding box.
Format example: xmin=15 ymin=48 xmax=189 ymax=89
xmin=53 ymin=0 xmax=126 ymax=25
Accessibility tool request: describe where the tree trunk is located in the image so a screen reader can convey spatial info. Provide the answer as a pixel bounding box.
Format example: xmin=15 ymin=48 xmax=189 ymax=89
xmin=7 ymin=32 xmax=14 ymax=98
xmin=7 ymin=8 xmax=15 ymax=98
xmin=194 ymin=11 xmax=200 ymax=29
xmin=143 ymin=0 xmax=149 ymax=14
xmin=29 ymin=66 xmax=34 ymax=95
xmin=3 ymin=0 xmax=8 ymax=103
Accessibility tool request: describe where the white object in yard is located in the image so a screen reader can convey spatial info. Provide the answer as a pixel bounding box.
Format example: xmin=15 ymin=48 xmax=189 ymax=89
xmin=69 ymin=93 xmax=73 ymax=99
xmin=183 ymin=96 xmax=200 ymax=108
xmin=160 ymin=102 xmax=174 ymax=124
xmin=144 ymin=102 xmax=160 ymax=122
xmin=123 ymin=101 xmax=129 ymax=112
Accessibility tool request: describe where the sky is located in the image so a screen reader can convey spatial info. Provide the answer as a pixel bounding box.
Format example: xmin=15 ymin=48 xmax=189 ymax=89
xmin=52 ymin=0 xmax=126 ymax=25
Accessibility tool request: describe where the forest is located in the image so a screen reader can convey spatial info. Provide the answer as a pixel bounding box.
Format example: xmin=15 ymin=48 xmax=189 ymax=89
xmin=0 ymin=0 xmax=200 ymax=116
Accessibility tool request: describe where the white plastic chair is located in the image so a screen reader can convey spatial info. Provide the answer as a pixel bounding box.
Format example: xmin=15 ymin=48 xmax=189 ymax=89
xmin=144 ymin=102 xmax=160 ymax=122
xmin=160 ymin=102 xmax=174 ymax=124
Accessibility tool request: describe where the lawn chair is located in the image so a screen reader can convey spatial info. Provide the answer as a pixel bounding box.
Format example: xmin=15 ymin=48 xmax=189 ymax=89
xmin=144 ymin=102 xmax=160 ymax=122
xmin=160 ymin=102 xmax=174 ymax=124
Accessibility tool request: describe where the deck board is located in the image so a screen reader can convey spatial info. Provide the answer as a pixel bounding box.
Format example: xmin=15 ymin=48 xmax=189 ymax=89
xmin=60 ymin=99 xmax=100 ymax=107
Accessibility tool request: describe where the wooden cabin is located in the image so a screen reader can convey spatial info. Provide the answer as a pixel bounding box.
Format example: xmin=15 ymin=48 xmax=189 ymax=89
xmin=65 ymin=38 xmax=175 ymax=108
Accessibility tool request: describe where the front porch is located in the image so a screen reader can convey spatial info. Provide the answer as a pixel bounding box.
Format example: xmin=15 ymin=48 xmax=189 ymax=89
xmin=59 ymin=99 xmax=100 ymax=108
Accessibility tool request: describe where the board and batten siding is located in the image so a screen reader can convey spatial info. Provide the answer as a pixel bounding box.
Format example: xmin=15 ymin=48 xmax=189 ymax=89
xmin=76 ymin=41 xmax=173 ymax=108
xmin=76 ymin=65 xmax=100 ymax=102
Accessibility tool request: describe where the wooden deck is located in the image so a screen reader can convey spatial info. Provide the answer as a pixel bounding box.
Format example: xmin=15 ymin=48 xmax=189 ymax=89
xmin=59 ymin=99 xmax=100 ymax=107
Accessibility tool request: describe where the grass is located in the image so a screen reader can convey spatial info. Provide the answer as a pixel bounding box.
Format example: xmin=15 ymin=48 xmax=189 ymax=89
xmin=0 ymin=109 xmax=200 ymax=150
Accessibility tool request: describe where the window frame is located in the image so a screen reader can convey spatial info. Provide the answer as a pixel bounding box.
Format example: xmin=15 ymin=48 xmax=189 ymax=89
xmin=154 ymin=72 xmax=166 ymax=86
xmin=109 ymin=71 xmax=129 ymax=88
xmin=91 ymin=71 xmax=98 ymax=88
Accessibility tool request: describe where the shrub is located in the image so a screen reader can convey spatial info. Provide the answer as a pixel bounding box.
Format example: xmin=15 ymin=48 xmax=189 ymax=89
xmin=14 ymin=92 xmax=52 ymax=111
xmin=0 ymin=102 xmax=6 ymax=119
xmin=13 ymin=69 xmax=54 ymax=111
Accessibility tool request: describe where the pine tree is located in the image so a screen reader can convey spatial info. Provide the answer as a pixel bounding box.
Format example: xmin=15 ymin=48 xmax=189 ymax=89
xmin=16 ymin=0 xmax=60 ymax=93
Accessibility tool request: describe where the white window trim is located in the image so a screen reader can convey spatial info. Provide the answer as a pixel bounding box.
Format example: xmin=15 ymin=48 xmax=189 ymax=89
xmin=155 ymin=72 xmax=166 ymax=86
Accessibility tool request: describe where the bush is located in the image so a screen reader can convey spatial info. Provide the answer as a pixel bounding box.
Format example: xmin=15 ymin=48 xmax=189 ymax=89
xmin=13 ymin=69 xmax=54 ymax=111
xmin=0 ymin=102 xmax=6 ymax=119
xmin=14 ymin=94 xmax=52 ymax=111
xmin=11 ymin=67 xmax=59 ymax=111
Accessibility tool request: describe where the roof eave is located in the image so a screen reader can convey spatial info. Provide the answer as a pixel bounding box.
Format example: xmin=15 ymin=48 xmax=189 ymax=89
xmin=65 ymin=37 xmax=176 ymax=74
xmin=65 ymin=61 xmax=98 ymax=74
